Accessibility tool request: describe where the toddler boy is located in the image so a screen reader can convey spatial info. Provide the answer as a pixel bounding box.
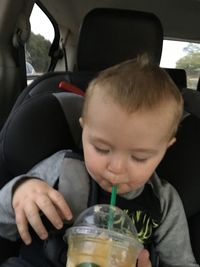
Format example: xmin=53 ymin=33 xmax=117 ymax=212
xmin=0 ymin=55 xmax=198 ymax=267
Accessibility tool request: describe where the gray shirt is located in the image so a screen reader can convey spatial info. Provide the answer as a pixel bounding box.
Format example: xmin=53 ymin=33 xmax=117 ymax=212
xmin=0 ymin=150 xmax=198 ymax=267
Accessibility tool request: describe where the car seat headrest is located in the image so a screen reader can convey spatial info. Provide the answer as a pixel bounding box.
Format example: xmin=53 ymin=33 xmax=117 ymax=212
xmin=182 ymin=88 xmax=200 ymax=118
xmin=77 ymin=8 xmax=163 ymax=71
xmin=164 ymin=68 xmax=187 ymax=91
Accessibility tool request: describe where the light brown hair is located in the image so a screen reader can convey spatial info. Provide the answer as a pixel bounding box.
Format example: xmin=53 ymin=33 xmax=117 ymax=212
xmin=82 ymin=54 xmax=183 ymax=137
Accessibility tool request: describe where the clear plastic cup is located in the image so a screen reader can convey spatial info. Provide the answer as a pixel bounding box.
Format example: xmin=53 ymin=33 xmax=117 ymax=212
xmin=64 ymin=204 xmax=143 ymax=267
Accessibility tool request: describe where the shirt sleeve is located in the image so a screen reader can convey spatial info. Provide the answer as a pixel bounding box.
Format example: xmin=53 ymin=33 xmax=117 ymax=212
xmin=0 ymin=150 xmax=66 ymax=241
xmin=152 ymin=174 xmax=199 ymax=267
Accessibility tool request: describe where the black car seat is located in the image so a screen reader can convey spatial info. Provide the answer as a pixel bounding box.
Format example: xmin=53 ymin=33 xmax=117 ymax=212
xmin=164 ymin=68 xmax=187 ymax=91
xmin=157 ymin=88 xmax=200 ymax=264
xmin=196 ymin=76 xmax=200 ymax=91
xmin=0 ymin=7 xmax=163 ymax=188
xmin=76 ymin=8 xmax=163 ymax=71
xmin=0 ymin=7 xmax=164 ymax=263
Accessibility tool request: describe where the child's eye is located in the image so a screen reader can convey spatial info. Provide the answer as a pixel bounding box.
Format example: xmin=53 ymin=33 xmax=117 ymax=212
xmin=94 ymin=146 xmax=109 ymax=154
xmin=131 ymin=155 xmax=147 ymax=162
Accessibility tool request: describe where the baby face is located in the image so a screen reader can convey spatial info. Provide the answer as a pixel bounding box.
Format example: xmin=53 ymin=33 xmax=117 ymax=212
xmin=80 ymin=90 xmax=175 ymax=194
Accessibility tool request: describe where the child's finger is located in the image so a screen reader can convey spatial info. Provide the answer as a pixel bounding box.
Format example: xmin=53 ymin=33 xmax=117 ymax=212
xmin=15 ymin=209 xmax=32 ymax=245
xmin=48 ymin=189 xmax=73 ymax=220
xmin=137 ymin=249 xmax=152 ymax=267
xmin=36 ymin=194 xmax=64 ymax=230
xmin=24 ymin=201 xmax=48 ymax=241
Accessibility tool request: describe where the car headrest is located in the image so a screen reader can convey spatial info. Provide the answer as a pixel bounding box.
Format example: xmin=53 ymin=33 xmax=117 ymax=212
xmin=164 ymin=68 xmax=187 ymax=91
xmin=76 ymin=8 xmax=163 ymax=71
xmin=182 ymin=88 xmax=200 ymax=118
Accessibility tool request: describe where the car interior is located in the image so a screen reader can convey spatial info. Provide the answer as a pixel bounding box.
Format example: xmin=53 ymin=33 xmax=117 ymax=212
xmin=0 ymin=0 xmax=200 ymax=265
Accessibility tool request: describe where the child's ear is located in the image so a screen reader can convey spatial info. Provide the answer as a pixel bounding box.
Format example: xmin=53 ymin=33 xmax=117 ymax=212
xmin=79 ymin=117 xmax=84 ymax=128
xmin=167 ymin=137 xmax=176 ymax=148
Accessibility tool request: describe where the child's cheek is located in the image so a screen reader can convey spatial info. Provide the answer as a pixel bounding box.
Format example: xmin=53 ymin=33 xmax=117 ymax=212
xmin=85 ymin=154 xmax=101 ymax=181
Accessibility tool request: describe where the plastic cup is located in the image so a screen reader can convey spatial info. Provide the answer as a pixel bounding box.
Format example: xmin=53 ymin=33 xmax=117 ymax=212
xmin=64 ymin=204 xmax=143 ymax=267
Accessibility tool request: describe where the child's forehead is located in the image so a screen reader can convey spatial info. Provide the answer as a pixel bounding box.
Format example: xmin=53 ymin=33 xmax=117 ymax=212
xmin=85 ymin=107 xmax=174 ymax=150
xmin=87 ymin=93 xmax=175 ymax=129
xmin=86 ymin=86 xmax=112 ymax=109
xmin=87 ymin=85 xmax=176 ymax=114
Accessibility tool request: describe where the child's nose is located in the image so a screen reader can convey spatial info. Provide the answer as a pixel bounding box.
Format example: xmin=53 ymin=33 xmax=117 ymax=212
xmin=107 ymin=155 xmax=126 ymax=175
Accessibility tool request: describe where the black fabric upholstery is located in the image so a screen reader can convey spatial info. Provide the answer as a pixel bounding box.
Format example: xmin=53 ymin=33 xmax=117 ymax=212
xmin=197 ymin=76 xmax=200 ymax=91
xmin=164 ymin=68 xmax=187 ymax=91
xmin=0 ymin=7 xmax=164 ymax=189
xmin=0 ymin=92 xmax=84 ymax=264
xmin=156 ymin=113 xmax=200 ymax=261
xmin=77 ymin=8 xmax=163 ymax=71
xmin=156 ymin=88 xmax=200 ymax=264
xmin=0 ymin=71 xmax=95 ymax=188
xmin=189 ymin=213 xmax=200 ymax=263
xmin=0 ymin=94 xmax=75 ymax=188
xmin=8 ymin=71 xmax=95 ymax=115
xmin=182 ymin=88 xmax=200 ymax=117
xmin=157 ymin=115 xmax=200 ymax=218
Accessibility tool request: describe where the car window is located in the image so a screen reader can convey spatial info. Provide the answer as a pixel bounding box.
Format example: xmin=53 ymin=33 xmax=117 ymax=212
xmin=26 ymin=4 xmax=54 ymax=83
xmin=161 ymin=40 xmax=200 ymax=89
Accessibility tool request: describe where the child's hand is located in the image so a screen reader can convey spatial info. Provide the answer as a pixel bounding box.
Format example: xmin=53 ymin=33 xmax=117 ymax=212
xmin=12 ymin=178 xmax=73 ymax=245
xmin=137 ymin=249 xmax=152 ymax=267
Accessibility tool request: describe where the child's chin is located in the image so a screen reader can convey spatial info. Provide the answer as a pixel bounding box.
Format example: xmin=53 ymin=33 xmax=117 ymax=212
xmin=116 ymin=185 xmax=135 ymax=195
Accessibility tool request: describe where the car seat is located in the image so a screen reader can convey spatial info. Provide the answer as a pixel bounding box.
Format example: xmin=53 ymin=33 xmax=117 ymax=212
xmin=0 ymin=7 xmax=164 ymax=188
xmin=76 ymin=7 xmax=163 ymax=71
xmin=0 ymin=7 xmax=164 ymax=264
xmin=197 ymin=76 xmax=200 ymax=91
xmin=157 ymin=88 xmax=200 ymax=264
xmin=164 ymin=68 xmax=187 ymax=91
xmin=2 ymin=7 xmax=200 ymax=265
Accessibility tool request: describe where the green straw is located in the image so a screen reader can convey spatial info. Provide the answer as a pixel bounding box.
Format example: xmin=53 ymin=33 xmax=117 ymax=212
xmin=110 ymin=185 xmax=117 ymax=206
xmin=108 ymin=185 xmax=117 ymax=229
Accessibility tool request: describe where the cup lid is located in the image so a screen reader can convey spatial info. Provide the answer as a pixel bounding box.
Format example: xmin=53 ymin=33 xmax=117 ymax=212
xmin=76 ymin=263 xmax=100 ymax=267
xmin=65 ymin=204 xmax=142 ymax=247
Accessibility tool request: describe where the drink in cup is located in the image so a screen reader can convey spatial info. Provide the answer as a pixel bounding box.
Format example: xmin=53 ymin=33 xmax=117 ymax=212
xmin=64 ymin=204 xmax=143 ymax=267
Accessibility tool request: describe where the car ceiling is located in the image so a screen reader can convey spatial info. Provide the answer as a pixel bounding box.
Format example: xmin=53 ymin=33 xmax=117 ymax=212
xmin=40 ymin=0 xmax=200 ymax=42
